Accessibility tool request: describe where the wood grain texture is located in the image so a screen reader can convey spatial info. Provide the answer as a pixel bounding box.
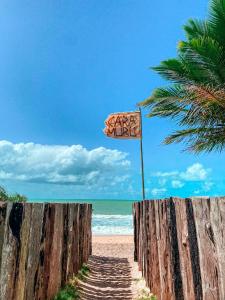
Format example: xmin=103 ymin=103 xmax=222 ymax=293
xmin=0 ymin=202 xmax=92 ymax=300
xmin=133 ymin=197 xmax=225 ymax=300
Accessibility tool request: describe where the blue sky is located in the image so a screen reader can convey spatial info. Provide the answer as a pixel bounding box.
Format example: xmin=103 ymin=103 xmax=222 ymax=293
xmin=0 ymin=0 xmax=224 ymax=200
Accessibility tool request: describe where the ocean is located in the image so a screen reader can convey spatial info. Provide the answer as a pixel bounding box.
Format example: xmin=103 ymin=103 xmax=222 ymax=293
xmin=31 ymin=199 xmax=134 ymax=235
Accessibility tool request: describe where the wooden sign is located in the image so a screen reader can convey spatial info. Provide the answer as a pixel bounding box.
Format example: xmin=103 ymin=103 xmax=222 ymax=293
xmin=104 ymin=111 xmax=141 ymax=139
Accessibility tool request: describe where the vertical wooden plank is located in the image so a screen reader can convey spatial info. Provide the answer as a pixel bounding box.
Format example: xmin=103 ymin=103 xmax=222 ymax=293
xmin=155 ymin=199 xmax=178 ymax=300
xmin=83 ymin=204 xmax=88 ymax=263
xmin=0 ymin=203 xmax=24 ymax=300
xmin=65 ymin=203 xmax=76 ymax=281
xmin=168 ymin=198 xmax=184 ymax=300
xmin=13 ymin=203 xmax=33 ymax=300
xmin=138 ymin=201 xmax=143 ymax=272
xmin=133 ymin=203 xmax=137 ymax=262
xmin=136 ymin=202 xmax=140 ymax=263
xmin=185 ymin=198 xmax=203 ymax=300
xmin=46 ymin=204 xmax=64 ymax=300
xmin=0 ymin=202 xmax=7 ymax=273
xmin=209 ymin=197 xmax=225 ymax=300
xmin=88 ymin=204 xmax=92 ymax=256
xmin=34 ymin=203 xmax=51 ymax=300
xmin=24 ymin=203 xmax=45 ymax=300
xmin=155 ymin=199 xmax=164 ymax=300
xmin=62 ymin=204 xmax=71 ymax=286
xmin=72 ymin=204 xmax=80 ymax=275
xmin=142 ymin=200 xmax=147 ymax=279
xmin=148 ymin=200 xmax=161 ymax=297
xmin=144 ymin=200 xmax=149 ymax=285
xmin=79 ymin=204 xmax=84 ymax=270
xmin=173 ymin=197 xmax=196 ymax=300
xmin=192 ymin=197 xmax=220 ymax=300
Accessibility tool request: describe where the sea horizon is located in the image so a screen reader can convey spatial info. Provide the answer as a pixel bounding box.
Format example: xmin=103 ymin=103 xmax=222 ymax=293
xmin=31 ymin=198 xmax=135 ymax=235
xmin=29 ymin=198 xmax=138 ymax=202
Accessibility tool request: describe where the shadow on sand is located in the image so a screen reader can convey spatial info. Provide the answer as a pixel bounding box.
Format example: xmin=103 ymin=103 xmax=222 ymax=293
xmin=79 ymin=255 xmax=133 ymax=300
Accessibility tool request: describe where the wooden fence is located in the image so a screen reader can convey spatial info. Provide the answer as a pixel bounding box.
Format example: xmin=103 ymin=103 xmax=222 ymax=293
xmin=0 ymin=202 xmax=92 ymax=300
xmin=133 ymin=197 xmax=225 ymax=300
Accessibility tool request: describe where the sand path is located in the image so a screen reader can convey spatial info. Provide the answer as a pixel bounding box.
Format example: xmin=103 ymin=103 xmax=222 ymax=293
xmin=79 ymin=236 xmax=148 ymax=300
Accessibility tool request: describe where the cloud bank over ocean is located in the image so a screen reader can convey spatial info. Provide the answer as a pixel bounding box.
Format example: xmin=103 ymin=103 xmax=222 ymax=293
xmin=0 ymin=140 xmax=220 ymax=200
xmin=0 ymin=140 xmax=130 ymax=186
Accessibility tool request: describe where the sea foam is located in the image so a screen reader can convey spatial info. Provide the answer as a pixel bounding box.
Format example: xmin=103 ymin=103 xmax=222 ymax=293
xmin=92 ymin=214 xmax=133 ymax=235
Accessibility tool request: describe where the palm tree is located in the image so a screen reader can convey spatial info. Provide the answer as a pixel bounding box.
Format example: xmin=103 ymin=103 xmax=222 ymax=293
xmin=140 ymin=0 xmax=225 ymax=152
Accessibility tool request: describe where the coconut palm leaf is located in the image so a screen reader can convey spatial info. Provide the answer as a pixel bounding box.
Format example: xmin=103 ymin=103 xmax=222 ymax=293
xmin=152 ymin=57 xmax=206 ymax=84
xmin=179 ymin=38 xmax=225 ymax=83
xmin=209 ymin=0 xmax=225 ymax=43
xmin=184 ymin=19 xmax=212 ymax=40
xmin=165 ymin=126 xmax=225 ymax=152
xmin=140 ymin=0 xmax=225 ymax=152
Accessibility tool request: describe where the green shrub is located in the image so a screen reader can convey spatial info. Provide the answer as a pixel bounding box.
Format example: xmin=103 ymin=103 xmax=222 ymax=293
xmin=9 ymin=193 xmax=28 ymax=202
xmin=53 ymin=284 xmax=79 ymax=300
xmin=77 ymin=264 xmax=90 ymax=280
xmin=136 ymin=289 xmax=157 ymax=300
xmin=53 ymin=264 xmax=90 ymax=300
xmin=81 ymin=264 xmax=90 ymax=274
xmin=0 ymin=187 xmax=8 ymax=201
xmin=0 ymin=186 xmax=27 ymax=202
xmin=137 ymin=296 xmax=157 ymax=300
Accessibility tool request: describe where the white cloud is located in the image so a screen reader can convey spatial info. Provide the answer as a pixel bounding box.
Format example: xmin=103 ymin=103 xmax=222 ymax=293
xmin=154 ymin=171 xmax=179 ymax=177
xmin=194 ymin=190 xmax=200 ymax=195
xmin=0 ymin=140 xmax=130 ymax=186
xmin=172 ymin=180 xmax=184 ymax=188
xmin=202 ymin=181 xmax=214 ymax=192
xmin=180 ymin=163 xmax=210 ymax=181
xmin=154 ymin=163 xmax=210 ymax=182
xmin=158 ymin=178 xmax=167 ymax=186
xmin=153 ymin=163 xmax=213 ymax=194
xmin=151 ymin=188 xmax=167 ymax=196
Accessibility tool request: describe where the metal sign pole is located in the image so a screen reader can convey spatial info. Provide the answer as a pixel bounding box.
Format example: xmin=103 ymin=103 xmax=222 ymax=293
xmin=139 ymin=107 xmax=145 ymax=200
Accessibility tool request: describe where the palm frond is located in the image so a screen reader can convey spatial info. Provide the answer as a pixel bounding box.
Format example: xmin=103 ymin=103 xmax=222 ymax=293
xmin=179 ymin=37 xmax=225 ymax=83
xmin=165 ymin=126 xmax=225 ymax=152
xmin=152 ymin=53 xmax=216 ymax=86
xmin=141 ymin=0 xmax=225 ymax=153
xmin=184 ymin=19 xmax=212 ymax=40
xmin=139 ymin=86 xmax=188 ymax=119
xmin=185 ymin=84 xmax=225 ymax=108
xmin=209 ymin=0 xmax=225 ymax=44
xmin=152 ymin=59 xmax=188 ymax=83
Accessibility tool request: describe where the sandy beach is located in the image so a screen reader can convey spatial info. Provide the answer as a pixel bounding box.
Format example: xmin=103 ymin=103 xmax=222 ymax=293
xmin=92 ymin=235 xmax=134 ymax=258
xmin=78 ymin=235 xmax=150 ymax=300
